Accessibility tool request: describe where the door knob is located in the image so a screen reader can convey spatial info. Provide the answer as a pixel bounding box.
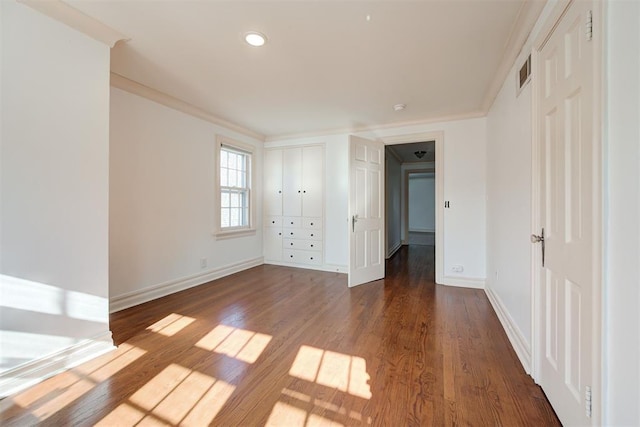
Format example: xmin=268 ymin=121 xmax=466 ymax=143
xmin=531 ymin=228 xmax=545 ymax=267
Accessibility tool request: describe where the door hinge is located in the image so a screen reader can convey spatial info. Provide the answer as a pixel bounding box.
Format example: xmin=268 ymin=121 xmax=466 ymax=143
xmin=586 ymin=10 xmax=593 ymax=41
xmin=585 ymin=385 xmax=592 ymax=418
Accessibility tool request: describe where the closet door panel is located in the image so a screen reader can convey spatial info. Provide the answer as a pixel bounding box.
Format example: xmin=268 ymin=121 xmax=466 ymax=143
xmin=264 ymin=149 xmax=283 ymax=217
xmin=302 ymin=145 xmax=323 ymax=217
xmin=282 ymin=148 xmax=302 ymax=217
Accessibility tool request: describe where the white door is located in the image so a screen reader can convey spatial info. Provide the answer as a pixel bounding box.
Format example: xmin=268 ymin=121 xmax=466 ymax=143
xmin=282 ymin=148 xmax=302 ymax=217
xmin=264 ymin=149 xmax=283 ymax=217
xmin=264 ymin=227 xmax=283 ymax=262
xmin=348 ymin=135 xmax=385 ymax=287
xmin=301 ymin=145 xmax=323 ymax=217
xmin=535 ymin=1 xmax=599 ymax=425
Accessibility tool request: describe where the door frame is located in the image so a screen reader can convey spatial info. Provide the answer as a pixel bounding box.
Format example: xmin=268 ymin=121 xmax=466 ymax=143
xmin=530 ymin=0 xmax=604 ymax=422
xmin=381 ymin=131 xmax=444 ymax=284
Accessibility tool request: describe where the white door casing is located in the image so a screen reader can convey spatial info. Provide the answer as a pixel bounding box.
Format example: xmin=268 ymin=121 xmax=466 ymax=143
xmin=349 ymin=135 xmax=385 ymax=287
xmin=533 ymin=0 xmax=602 ymax=425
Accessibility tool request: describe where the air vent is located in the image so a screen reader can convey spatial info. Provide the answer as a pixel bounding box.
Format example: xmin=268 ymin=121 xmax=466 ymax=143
xmin=516 ymin=54 xmax=531 ymax=96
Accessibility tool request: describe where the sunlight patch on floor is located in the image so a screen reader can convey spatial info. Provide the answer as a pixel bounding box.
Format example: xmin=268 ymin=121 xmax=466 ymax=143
xmin=78 ymin=343 xmax=146 ymax=382
xmin=196 ymin=324 xmax=272 ymax=364
xmin=280 ymin=388 xmax=370 ymax=425
xmin=266 ymin=402 xmax=314 ymax=426
xmin=100 ymin=363 xmax=236 ymax=426
xmin=31 ymin=374 xmax=94 ymax=421
xmin=289 ymin=345 xmax=372 ymax=399
xmin=94 ymin=403 xmax=145 ymax=426
xmin=145 ymin=313 xmax=196 ymax=337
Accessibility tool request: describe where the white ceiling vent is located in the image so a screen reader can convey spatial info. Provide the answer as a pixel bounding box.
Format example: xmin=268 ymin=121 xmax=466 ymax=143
xmin=516 ymin=54 xmax=531 ymax=96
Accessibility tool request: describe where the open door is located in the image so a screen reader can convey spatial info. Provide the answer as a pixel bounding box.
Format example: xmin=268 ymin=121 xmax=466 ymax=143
xmin=348 ymin=135 xmax=385 ymax=287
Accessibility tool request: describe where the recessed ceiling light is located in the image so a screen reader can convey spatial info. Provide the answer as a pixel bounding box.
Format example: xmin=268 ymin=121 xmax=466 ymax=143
xmin=393 ymin=103 xmax=406 ymax=111
xmin=245 ymin=31 xmax=267 ymax=47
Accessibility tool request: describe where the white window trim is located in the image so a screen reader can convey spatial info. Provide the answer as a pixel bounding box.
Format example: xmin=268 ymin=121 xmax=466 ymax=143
xmin=214 ymin=136 xmax=256 ymax=239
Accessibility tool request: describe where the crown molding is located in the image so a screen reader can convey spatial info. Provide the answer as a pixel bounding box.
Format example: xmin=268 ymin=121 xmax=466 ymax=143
xmin=265 ymin=111 xmax=485 ymax=142
xmin=110 ymin=73 xmax=266 ymax=142
xmin=480 ymin=0 xmax=547 ymax=112
xmin=18 ymin=0 xmax=129 ymax=47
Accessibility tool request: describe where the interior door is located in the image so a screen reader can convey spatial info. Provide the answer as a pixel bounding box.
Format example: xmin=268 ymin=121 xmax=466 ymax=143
xmin=263 ymin=148 xmax=283 ymax=217
xmin=535 ymin=1 xmax=599 ymax=425
xmin=348 ymin=135 xmax=385 ymax=287
xmin=301 ymin=145 xmax=323 ymax=217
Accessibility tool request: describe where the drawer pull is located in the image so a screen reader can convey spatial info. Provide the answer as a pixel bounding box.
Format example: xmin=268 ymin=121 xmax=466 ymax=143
xmin=278 ymin=233 xmax=281 ymax=236
xmin=311 ymin=244 xmax=314 ymax=247
xmin=290 ymin=232 xmax=294 ymax=235
xmin=290 ymin=221 xmax=294 ymax=224
xmin=310 ymin=257 xmax=314 ymax=260
xmin=278 ymin=190 xmax=282 ymax=194
xmin=311 ymin=233 xmax=314 ymax=237
xmin=272 ymin=220 xmax=275 ymax=224
xmin=290 ymin=243 xmax=293 ymax=246
xmin=290 ymin=255 xmax=293 ymax=258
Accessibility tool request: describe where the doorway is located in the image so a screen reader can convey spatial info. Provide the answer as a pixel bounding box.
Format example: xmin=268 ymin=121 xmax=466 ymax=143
xmin=383 ymin=131 xmax=444 ymax=283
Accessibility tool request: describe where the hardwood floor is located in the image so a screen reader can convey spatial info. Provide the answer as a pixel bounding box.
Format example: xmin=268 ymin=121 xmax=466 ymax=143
xmin=0 ymin=245 xmax=560 ymax=426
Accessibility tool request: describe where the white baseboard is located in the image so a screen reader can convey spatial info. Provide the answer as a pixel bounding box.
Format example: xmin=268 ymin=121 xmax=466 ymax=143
xmin=438 ymin=275 xmax=485 ymax=289
xmin=0 ymin=331 xmax=115 ymax=398
xmin=485 ymin=286 xmax=531 ymax=374
xmin=110 ymin=257 xmax=264 ymax=313
xmin=264 ymin=260 xmax=348 ymax=274
xmin=386 ymin=241 xmax=402 ymax=259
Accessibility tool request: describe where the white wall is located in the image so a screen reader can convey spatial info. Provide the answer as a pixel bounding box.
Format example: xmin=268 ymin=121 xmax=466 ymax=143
xmin=485 ymin=48 xmax=534 ymax=359
xmin=603 ymin=1 xmax=640 ymax=424
xmin=109 ymin=88 xmax=264 ymax=309
xmin=408 ymin=173 xmax=435 ymax=232
xmin=0 ymin=1 xmax=112 ymax=395
xmin=385 ymin=150 xmax=402 ymax=256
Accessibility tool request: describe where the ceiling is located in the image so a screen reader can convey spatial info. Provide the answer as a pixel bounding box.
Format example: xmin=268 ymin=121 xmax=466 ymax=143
xmin=68 ymin=0 xmax=544 ymax=140
xmin=387 ymin=141 xmax=436 ymax=164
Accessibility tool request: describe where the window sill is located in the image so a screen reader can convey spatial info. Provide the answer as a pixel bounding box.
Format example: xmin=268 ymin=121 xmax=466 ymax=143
xmin=214 ymin=228 xmax=257 ymax=240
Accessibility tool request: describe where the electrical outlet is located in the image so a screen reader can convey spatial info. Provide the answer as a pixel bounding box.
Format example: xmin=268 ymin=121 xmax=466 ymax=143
xmin=200 ymin=258 xmax=207 ymax=269
xmin=451 ymin=265 xmax=464 ymax=273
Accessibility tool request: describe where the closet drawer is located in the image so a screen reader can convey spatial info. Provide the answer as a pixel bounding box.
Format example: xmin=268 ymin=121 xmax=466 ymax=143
xmin=283 ymin=239 xmax=323 ymax=251
xmin=283 ymin=249 xmax=322 ymax=266
xmin=283 ymin=228 xmax=322 ymax=240
xmin=265 ymin=216 xmax=282 ymax=227
xmin=303 ymin=217 xmax=322 ymax=229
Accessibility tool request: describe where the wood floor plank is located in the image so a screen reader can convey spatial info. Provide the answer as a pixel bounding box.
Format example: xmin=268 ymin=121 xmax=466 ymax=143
xmin=0 ymin=245 xmax=560 ymax=426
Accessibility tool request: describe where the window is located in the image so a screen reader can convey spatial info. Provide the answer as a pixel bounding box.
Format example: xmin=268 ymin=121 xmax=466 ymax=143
xmin=216 ymin=138 xmax=255 ymax=237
